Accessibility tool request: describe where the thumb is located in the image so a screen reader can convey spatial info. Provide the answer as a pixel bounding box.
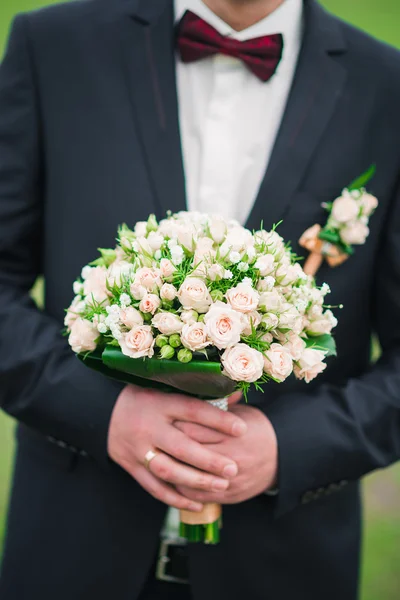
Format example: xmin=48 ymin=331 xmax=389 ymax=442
xmin=227 ymin=391 xmax=243 ymax=407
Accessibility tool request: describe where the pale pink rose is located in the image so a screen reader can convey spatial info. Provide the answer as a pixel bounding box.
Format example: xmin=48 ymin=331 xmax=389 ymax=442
xmin=193 ymin=237 xmax=215 ymax=265
xmin=68 ymin=318 xmax=98 ymax=354
xmin=282 ymin=334 xmax=306 ymax=361
xmin=340 ymin=221 xmax=369 ymax=245
xmin=275 ymin=264 xmax=300 ymax=286
xmin=107 ymin=261 xmax=133 ymax=287
xmin=360 ymin=193 xmax=378 ymax=217
xmin=159 ymin=258 xmax=176 ymax=282
xmin=278 ymin=305 xmax=303 ymax=334
xmin=258 ymin=291 xmax=283 ymax=312
xmin=295 ymin=348 xmax=327 ymax=383
xmin=331 ymin=195 xmax=359 ymax=224
xmin=241 ymin=311 xmax=262 ymax=336
xmin=254 ymin=254 xmax=275 ymax=276
xmin=207 ymin=264 xmax=225 ymax=282
xmin=263 ymin=343 xmax=293 ymax=382
xmin=119 ymin=325 xmax=154 ymax=359
xmin=204 ymin=301 xmax=244 ymax=350
xmin=307 ymin=317 xmax=333 ymax=336
xmin=64 ymin=297 xmax=86 ymax=329
xmin=152 ymin=312 xmax=183 ymax=335
xmin=261 ymin=312 xmax=279 ymax=330
xmin=221 ymin=344 xmax=264 ymax=383
xmin=120 ymin=306 xmax=144 ymax=328
xmin=180 ymin=309 xmax=198 ymax=325
xmin=130 ymin=283 xmax=146 ymax=300
xmin=134 ymin=267 xmax=162 ymax=291
xmin=160 ymin=283 xmax=177 ymax=302
xmin=83 ymin=266 xmax=109 ymax=303
xmin=147 ymin=231 xmax=164 ymax=252
xmin=134 ymin=221 xmax=148 ymax=237
xmin=181 ymin=322 xmax=210 ymax=352
xmin=209 ymin=217 xmax=227 ymax=243
xmin=226 ymin=283 xmax=259 ymax=314
xmin=139 ymin=293 xmax=161 ymax=315
xmin=178 ymin=277 xmax=212 ymax=313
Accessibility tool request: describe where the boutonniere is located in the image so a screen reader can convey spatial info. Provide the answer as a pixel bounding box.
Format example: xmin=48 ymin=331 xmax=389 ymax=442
xmin=299 ymin=165 xmax=378 ymax=276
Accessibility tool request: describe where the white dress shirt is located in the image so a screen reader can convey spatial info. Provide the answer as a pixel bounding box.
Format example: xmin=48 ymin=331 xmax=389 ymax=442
xmin=175 ymin=0 xmax=304 ymax=225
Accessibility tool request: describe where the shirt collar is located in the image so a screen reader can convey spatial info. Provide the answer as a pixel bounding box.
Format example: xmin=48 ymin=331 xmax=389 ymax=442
xmin=174 ymin=0 xmax=303 ymax=52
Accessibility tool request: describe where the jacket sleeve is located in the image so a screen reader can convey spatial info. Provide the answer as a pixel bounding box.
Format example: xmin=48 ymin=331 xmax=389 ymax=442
xmin=0 ymin=15 xmax=123 ymax=467
xmin=265 ymin=176 xmax=400 ymax=516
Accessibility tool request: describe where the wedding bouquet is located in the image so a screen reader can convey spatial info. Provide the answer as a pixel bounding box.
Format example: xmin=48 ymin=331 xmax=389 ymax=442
xmin=66 ymin=211 xmax=338 ymax=543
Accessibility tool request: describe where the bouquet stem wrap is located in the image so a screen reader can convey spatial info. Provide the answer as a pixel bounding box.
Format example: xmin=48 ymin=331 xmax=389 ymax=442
xmin=179 ymin=398 xmax=228 ymax=545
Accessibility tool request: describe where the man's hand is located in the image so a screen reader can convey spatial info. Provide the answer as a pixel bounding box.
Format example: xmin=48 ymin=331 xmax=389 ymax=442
xmin=174 ymin=404 xmax=278 ymax=504
xmin=108 ymin=386 xmax=247 ymax=512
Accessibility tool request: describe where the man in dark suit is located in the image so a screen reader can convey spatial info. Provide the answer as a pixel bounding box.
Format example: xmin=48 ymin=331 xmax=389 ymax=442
xmin=0 ymin=0 xmax=400 ymax=598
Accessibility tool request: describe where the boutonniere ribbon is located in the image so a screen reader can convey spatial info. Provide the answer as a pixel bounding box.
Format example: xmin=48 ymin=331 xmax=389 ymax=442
xmin=300 ymin=165 xmax=378 ymax=277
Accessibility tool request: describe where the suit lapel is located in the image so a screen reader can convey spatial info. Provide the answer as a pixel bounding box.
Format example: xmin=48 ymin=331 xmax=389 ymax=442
xmin=118 ymin=0 xmax=186 ymax=217
xmin=246 ymin=0 xmax=348 ymax=231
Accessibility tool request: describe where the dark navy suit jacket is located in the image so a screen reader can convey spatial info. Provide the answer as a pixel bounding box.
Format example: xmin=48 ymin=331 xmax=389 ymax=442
xmin=1 ymin=1 xmax=400 ymax=599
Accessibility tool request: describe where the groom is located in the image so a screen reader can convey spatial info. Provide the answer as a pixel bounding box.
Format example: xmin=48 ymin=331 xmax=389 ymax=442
xmin=1 ymin=0 xmax=400 ymax=598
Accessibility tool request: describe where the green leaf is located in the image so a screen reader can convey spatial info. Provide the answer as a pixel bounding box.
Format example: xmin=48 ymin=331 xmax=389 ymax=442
xmin=318 ymin=229 xmax=341 ymax=245
xmin=305 ymin=334 xmax=337 ymax=357
xmin=347 ymin=164 xmax=376 ymax=191
xmin=101 ymin=346 xmax=236 ymax=399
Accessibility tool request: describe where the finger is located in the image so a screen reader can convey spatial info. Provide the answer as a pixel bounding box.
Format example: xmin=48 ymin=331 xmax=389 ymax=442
xmin=171 ymin=397 xmax=247 ymax=437
xmin=227 ymin=391 xmax=243 ymax=407
xmin=134 ymin=466 xmax=204 ymax=512
xmin=174 ymin=420 xmax=226 ymax=444
xmin=176 ymin=485 xmax=226 ymax=505
xmin=148 ymin=452 xmax=230 ymax=492
xmin=156 ymin=428 xmax=238 ymax=479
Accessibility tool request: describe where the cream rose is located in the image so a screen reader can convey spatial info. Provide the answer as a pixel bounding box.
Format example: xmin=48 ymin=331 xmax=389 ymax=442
xmin=221 ymin=344 xmax=264 ymax=383
xmin=295 ymin=348 xmax=327 ymax=383
xmin=152 ymin=312 xmax=183 ymax=335
xmin=282 ymin=333 xmax=306 ymax=361
xmin=204 ymin=301 xmax=244 ymax=350
xmin=254 ymin=254 xmax=275 ymax=276
xmin=258 ymin=290 xmax=283 ymax=313
xmin=159 ymin=258 xmax=176 ymax=282
xmin=83 ymin=266 xmax=108 ymax=303
xmin=360 ymin=193 xmax=378 ymax=217
xmin=263 ymin=343 xmax=293 ymax=382
xmin=241 ymin=311 xmax=262 ymax=336
xmin=331 ymin=195 xmax=359 ymax=224
xmin=68 ymin=318 xmax=98 ymax=354
xmin=226 ymin=283 xmax=259 ymax=314
xmin=130 ymin=283 xmax=146 ymax=300
xmin=120 ymin=306 xmax=144 ymax=328
xmin=180 ymin=309 xmax=198 ymax=325
xmin=307 ymin=317 xmax=334 ymax=336
xmin=340 ymin=221 xmax=369 ymax=245
xmin=134 ymin=221 xmax=148 ymax=237
xmin=134 ymin=267 xmax=162 ymax=292
xmin=119 ymin=325 xmax=155 ymax=359
xmin=181 ymin=322 xmax=210 ymax=352
xmin=160 ymin=283 xmax=177 ymax=302
xmin=147 ymin=231 xmax=164 ymax=252
xmin=209 ymin=217 xmax=227 ymax=244
xmin=139 ymin=293 xmax=161 ymax=315
xmin=178 ymin=277 xmax=212 ymax=313
xmin=193 ymin=237 xmax=215 ymax=265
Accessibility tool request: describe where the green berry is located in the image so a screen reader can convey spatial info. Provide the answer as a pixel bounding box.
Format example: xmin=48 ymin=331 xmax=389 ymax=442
xmin=159 ymin=345 xmax=175 ymax=360
xmin=177 ymin=349 xmax=193 ymax=363
xmin=169 ymin=334 xmax=181 ymax=349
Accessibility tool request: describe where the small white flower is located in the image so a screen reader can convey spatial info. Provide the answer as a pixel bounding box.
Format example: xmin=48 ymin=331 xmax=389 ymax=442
xmin=229 ymin=251 xmax=241 ymax=264
xmin=167 ymin=239 xmax=178 ymax=250
xmin=224 ymin=270 xmax=233 ymax=280
xmin=73 ymin=281 xmax=84 ymax=295
xmin=97 ymin=323 xmax=108 ymax=334
xmin=170 ymin=245 xmax=185 ymax=266
xmin=237 ymin=262 xmax=249 ymax=272
xmin=119 ymin=293 xmax=131 ymax=308
xmin=81 ymin=266 xmax=92 ymax=280
xmin=111 ymin=325 xmax=122 ymax=340
xmin=321 ymin=283 xmax=331 ymax=295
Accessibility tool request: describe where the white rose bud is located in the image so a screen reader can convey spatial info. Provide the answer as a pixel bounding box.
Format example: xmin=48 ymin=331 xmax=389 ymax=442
xmin=209 ymin=217 xmax=227 ymax=244
xmin=360 ymin=193 xmax=378 ymax=217
xmin=152 ymin=312 xmax=183 ymax=335
xmin=160 ymin=283 xmax=177 ymax=302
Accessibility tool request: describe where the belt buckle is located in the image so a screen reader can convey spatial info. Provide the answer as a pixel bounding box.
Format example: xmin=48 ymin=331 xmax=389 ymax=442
xmin=156 ymin=539 xmax=189 ymax=585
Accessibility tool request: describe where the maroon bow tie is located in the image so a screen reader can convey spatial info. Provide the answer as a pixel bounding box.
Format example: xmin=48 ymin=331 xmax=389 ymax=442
xmin=176 ymin=10 xmax=284 ymax=83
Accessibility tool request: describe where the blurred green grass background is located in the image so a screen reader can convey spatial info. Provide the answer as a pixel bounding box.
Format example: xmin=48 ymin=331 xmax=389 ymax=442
xmin=0 ymin=1 xmax=399 ymax=598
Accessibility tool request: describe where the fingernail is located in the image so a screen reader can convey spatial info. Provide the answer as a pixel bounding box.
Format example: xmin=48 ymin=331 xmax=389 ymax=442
xmin=223 ymin=464 xmax=238 ymax=478
xmin=212 ymin=479 xmax=229 ymax=492
xmin=232 ymin=421 xmax=247 ymax=436
xmin=189 ymin=503 xmax=203 ymax=512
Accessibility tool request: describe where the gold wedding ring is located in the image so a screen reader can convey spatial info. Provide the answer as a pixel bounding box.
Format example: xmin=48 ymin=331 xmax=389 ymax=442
xmin=144 ymin=449 xmax=159 ymax=471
